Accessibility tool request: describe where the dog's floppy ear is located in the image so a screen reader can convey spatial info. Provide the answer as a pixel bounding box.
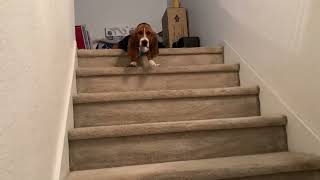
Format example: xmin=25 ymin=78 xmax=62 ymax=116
xmin=149 ymin=32 xmax=159 ymax=59
xmin=128 ymin=32 xmax=139 ymax=60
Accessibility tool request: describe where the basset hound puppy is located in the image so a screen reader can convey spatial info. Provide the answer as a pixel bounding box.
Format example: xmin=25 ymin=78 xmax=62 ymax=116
xmin=128 ymin=23 xmax=159 ymax=67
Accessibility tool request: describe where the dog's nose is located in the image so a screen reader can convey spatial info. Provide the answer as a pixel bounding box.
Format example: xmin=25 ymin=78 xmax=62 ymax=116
xmin=141 ymin=40 xmax=148 ymax=47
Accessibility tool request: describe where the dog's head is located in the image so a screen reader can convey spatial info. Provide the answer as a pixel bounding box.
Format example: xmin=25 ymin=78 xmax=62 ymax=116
xmin=128 ymin=23 xmax=159 ymax=59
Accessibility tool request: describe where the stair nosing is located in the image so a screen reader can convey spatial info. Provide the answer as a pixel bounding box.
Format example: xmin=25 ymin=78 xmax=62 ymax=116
xmin=73 ymin=86 xmax=259 ymax=104
xmin=68 ymin=116 xmax=287 ymax=141
xmin=77 ymin=47 xmax=223 ymax=57
xmin=67 ymin=152 xmax=320 ymax=180
xmin=76 ymin=64 xmax=239 ymax=77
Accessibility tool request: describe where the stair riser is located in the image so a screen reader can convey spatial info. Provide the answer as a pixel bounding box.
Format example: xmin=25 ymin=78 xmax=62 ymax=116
xmin=234 ymin=171 xmax=320 ymax=180
xmin=77 ymin=72 xmax=239 ymax=93
xmin=78 ymin=54 xmax=223 ymax=68
xmin=69 ymin=126 xmax=287 ymax=171
xmin=81 ymin=171 xmax=319 ymax=180
xmin=74 ymin=95 xmax=260 ymax=127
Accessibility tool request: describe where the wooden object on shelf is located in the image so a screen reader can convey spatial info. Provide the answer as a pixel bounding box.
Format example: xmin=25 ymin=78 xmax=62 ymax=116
xmin=162 ymin=8 xmax=189 ymax=48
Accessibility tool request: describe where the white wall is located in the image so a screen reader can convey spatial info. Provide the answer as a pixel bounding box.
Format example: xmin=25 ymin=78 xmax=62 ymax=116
xmin=0 ymin=0 xmax=76 ymax=180
xmin=182 ymin=0 xmax=320 ymax=154
xmin=75 ymin=0 xmax=167 ymax=40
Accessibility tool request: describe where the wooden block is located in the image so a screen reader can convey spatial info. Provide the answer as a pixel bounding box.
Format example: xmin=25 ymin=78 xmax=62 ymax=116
xmin=162 ymin=8 xmax=189 ymax=48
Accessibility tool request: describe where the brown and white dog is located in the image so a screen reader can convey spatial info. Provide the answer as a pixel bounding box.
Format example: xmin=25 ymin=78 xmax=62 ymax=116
xmin=128 ymin=23 xmax=159 ymax=67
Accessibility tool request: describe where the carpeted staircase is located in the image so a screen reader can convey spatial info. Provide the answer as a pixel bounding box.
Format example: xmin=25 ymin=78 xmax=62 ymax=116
xmin=67 ymin=47 xmax=320 ymax=180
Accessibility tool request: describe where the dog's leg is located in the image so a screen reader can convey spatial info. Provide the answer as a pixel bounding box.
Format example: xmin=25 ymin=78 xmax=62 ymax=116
xmin=128 ymin=61 xmax=138 ymax=67
xmin=128 ymin=57 xmax=138 ymax=67
xmin=148 ymin=60 xmax=160 ymax=67
xmin=147 ymin=54 xmax=160 ymax=67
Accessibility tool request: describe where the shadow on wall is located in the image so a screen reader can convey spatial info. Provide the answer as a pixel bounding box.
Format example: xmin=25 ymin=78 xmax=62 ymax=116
xmin=183 ymin=0 xmax=320 ymax=153
xmin=213 ymin=0 xmax=320 ymax=138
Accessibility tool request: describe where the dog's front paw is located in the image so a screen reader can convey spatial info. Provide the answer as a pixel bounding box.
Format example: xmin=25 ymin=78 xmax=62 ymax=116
xmin=128 ymin=61 xmax=138 ymax=67
xmin=149 ymin=60 xmax=160 ymax=67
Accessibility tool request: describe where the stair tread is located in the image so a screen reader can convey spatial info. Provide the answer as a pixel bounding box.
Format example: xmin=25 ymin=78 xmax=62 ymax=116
xmin=67 ymin=152 xmax=320 ymax=180
xmin=73 ymin=86 xmax=259 ymax=104
xmin=69 ymin=116 xmax=286 ymax=140
xmin=78 ymin=47 xmax=223 ymax=57
xmin=76 ymin=64 xmax=239 ymax=76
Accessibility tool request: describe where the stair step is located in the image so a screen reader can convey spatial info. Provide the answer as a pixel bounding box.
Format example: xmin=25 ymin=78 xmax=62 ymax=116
xmin=76 ymin=64 xmax=240 ymax=93
xmin=67 ymin=152 xmax=320 ymax=180
xmin=69 ymin=116 xmax=288 ymax=171
xmin=73 ymin=87 xmax=260 ymax=127
xmin=69 ymin=116 xmax=286 ymax=140
xmin=78 ymin=47 xmax=224 ymax=68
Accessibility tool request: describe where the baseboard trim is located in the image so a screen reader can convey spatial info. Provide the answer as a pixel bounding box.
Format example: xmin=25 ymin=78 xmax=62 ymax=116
xmin=52 ymin=41 xmax=78 ymax=180
xmin=223 ymin=40 xmax=320 ymax=156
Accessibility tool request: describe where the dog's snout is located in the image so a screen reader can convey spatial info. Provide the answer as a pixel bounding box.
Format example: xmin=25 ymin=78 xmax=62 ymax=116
xmin=141 ymin=39 xmax=149 ymax=47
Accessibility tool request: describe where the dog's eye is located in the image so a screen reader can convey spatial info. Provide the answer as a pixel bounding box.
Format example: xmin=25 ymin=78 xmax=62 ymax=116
xmin=146 ymin=31 xmax=151 ymax=35
xmin=138 ymin=31 xmax=143 ymax=35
